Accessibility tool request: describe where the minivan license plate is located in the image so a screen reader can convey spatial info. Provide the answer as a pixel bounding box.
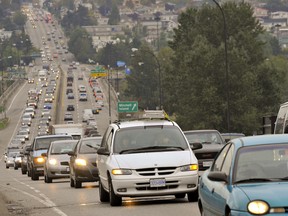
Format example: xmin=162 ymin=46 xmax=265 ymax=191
xmin=150 ymin=178 xmax=166 ymax=187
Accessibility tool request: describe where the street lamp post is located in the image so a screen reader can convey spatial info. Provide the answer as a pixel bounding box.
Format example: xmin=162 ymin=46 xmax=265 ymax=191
xmin=212 ymin=0 xmax=230 ymax=132
xmin=131 ymin=48 xmax=162 ymax=109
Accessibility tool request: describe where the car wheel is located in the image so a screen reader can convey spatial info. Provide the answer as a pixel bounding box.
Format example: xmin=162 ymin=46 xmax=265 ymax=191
xmin=75 ymin=180 xmax=82 ymax=188
xmin=187 ymin=189 xmax=198 ymax=202
xmin=31 ymin=169 xmax=39 ymax=181
xmin=175 ymin=193 xmax=186 ymax=199
xmin=99 ymin=180 xmax=109 ymax=202
xmin=46 ymin=174 xmax=52 ymax=183
xmin=22 ymin=169 xmax=27 ymax=175
xmin=14 ymin=165 xmax=18 ymax=170
xmin=27 ymin=169 xmax=31 ymax=177
xmin=5 ymin=165 xmax=8 ymax=169
xmin=70 ymin=177 xmax=75 ymax=188
xmin=109 ymin=179 xmax=122 ymax=206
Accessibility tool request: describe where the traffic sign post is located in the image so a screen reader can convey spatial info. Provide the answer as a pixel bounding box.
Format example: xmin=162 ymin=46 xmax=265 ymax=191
xmin=118 ymin=101 xmax=138 ymax=113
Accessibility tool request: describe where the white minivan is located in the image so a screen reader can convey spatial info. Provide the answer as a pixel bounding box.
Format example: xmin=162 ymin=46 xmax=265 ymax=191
xmin=82 ymin=109 xmax=93 ymax=122
xmin=96 ymin=110 xmax=202 ymax=206
xmin=274 ymin=102 xmax=288 ymax=134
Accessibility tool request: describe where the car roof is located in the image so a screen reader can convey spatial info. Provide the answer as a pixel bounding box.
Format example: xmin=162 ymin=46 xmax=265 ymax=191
xmin=231 ymin=134 xmax=288 ymax=148
xmin=35 ymin=135 xmax=72 ymax=139
xmin=183 ymin=129 xmax=221 ymax=134
xmin=112 ymin=119 xmax=175 ymax=129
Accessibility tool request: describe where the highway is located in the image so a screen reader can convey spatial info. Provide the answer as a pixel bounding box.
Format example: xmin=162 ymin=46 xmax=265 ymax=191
xmin=0 ymin=7 xmax=201 ymax=216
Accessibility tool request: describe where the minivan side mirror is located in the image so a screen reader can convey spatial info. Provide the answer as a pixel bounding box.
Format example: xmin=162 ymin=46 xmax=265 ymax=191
xmin=97 ymin=147 xmax=109 ymax=156
xmin=67 ymin=151 xmax=74 ymax=156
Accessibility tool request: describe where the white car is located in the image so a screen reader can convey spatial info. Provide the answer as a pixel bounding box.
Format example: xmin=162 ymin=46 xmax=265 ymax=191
xmin=96 ymin=110 xmax=202 ymax=206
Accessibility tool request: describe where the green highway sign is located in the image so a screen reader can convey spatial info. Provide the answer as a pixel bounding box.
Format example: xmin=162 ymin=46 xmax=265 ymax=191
xmin=118 ymin=101 xmax=138 ymax=113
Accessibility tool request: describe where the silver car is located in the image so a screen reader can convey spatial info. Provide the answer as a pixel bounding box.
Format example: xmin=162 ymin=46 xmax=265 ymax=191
xmin=43 ymin=140 xmax=78 ymax=183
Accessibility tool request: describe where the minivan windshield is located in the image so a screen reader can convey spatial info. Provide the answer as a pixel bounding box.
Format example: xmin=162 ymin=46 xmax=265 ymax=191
xmin=114 ymin=125 xmax=189 ymax=154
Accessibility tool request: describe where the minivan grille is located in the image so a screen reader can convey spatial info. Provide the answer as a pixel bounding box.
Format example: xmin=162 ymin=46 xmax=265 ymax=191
xmin=136 ymin=167 xmax=176 ymax=176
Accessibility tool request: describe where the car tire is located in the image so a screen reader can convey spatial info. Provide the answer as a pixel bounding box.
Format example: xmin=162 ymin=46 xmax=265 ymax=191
xmin=99 ymin=180 xmax=109 ymax=202
xmin=45 ymin=174 xmax=52 ymax=183
xmin=75 ymin=180 xmax=82 ymax=188
xmin=70 ymin=177 xmax=75 ymax=188
xmin=14 ymin=166 xmax=18 ymax=170
xmin=5 ymin=165 xmax=8 ymax=169
xmin=21 ymin=168 xmax=27 ymax=175
xmin=187 ymin=189 xmax=198 ymax=202
xmin=109 ymin=179 xmax=122 ymax=206
xmin=31 ymin=169 xmax=39 ymax=181
xmin=175 ymin=193 xmax=186 ymax=199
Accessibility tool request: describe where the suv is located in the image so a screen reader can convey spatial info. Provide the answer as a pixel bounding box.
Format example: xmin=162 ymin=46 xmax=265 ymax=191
xmin=26 ymin=135 xmax=73 ymax=180
xmin=96 ymin=110 xmax=202 ymax=206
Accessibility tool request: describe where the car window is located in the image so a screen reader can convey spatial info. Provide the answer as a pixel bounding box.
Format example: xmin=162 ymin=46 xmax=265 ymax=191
xmin=234 ymin=144 xmax=288 ymax=182
xmin=211 ymin=144 xmax=231 ymax=172
xmin=51 ymin=142 xmax=77 ymax=154
xmin=79 ymin=139 xmax=101 ymax=154
xmin=221 ymin=144 xmax=234 ymax=176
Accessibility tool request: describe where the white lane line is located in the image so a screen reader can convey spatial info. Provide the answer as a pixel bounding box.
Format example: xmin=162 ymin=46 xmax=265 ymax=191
xmin=6 ymin=81 xmax=27 ymax=112
xmin=0 ymin=178 xmax=68 ymax=216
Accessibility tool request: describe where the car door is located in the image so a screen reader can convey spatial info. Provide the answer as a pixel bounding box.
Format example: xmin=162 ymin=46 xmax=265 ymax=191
xmin=97 ymin=127 xmax=113 ymax=190
xmin=200 ymin=144 xmax=233 ymax=216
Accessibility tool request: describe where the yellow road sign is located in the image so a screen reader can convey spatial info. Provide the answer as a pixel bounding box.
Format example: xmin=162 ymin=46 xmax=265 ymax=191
xmin=90 ymin=72 xmax=108 ymax=77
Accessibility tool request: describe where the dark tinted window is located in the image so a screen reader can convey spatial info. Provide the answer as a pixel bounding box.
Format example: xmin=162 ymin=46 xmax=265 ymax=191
xmin=79 ymin=138 xmax=102 ymax=154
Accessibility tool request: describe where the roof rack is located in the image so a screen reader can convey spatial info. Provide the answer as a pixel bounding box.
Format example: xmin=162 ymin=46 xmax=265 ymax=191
xmin=142 ymin=110 xmax=170 ymax=120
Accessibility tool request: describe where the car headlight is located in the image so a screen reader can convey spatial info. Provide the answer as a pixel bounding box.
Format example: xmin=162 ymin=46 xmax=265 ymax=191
xmin=75 ymin=159 xmax=87 ymax=166
xmin=112 ymin=169 xmax=132 ymax=175
xmin=248 ymin=200 xmax=269 ymax=215
xmin=49 ymin=159 xmax=57 ymax=165
xmin=34 ymin=157 xmax=45 ymax=164
xmin=180 ymin=164 xmax=198 ymax=172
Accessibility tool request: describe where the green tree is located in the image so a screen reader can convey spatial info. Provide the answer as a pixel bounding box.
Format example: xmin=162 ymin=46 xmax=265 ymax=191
xmin=108 ymin=4 xmax=120 ymax=25
xmin=168 ymin=2 xmax=272 ymax=134
xmin=13 ymin=11 xmax=27 ymax=29
xmin=124 ymin=45 xmax=159 ymax=109
xmin=68 ymin=27 xmax=96 ymax=62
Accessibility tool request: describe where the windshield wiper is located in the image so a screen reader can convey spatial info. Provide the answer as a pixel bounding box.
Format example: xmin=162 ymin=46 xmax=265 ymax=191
xmin=119 ymin=146 xmax=184 ymax=154
xmin=234 ymin=178 xmax=272 ymax=184
xmin=86 ymin=144 xmax=98 ymax=150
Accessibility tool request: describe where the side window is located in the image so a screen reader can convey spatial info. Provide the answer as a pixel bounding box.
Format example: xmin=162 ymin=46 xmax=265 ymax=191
xmin=101 ymin=127 xmax=111 ymax=148
xmin=106 ymin=130 xmax=114 ymax=152
xmin=275 ymin=106 xmax=288 ymax=134
xmin=211 ymin=144 xmax=231 ymax=172
xmin=221 ymin=144 xmax=234 ymax=176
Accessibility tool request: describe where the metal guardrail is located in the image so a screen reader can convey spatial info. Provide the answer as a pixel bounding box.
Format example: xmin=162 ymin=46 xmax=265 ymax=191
xmin=0 ymin=79 xmax=26 ymax=119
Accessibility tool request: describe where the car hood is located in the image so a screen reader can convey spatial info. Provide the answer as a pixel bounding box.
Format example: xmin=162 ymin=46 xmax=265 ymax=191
xmin=34 ymin=149 xmax=48 ymax=157
xmin=113 ymin=151 xmax=195 ymax=169
xmin=194 ymin=144 xmax=224 ymax=153
xmin=237 ymin=183 xmax=288 ymax=206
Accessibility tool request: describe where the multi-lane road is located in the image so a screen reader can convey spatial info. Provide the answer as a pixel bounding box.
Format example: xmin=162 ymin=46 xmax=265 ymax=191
xmin=0 ymin=7 xmax=201 ymax=216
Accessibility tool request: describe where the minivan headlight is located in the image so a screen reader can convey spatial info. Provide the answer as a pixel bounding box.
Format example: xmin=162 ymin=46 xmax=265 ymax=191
xmin=112 ymin=169 xmax=132 ymax=175
xmin=180 ymin=164 xmax=198 ymax=172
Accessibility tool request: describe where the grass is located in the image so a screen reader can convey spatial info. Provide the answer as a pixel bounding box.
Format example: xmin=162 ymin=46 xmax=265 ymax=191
xmin=0 ymin=118 xmax=9 ymax=130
